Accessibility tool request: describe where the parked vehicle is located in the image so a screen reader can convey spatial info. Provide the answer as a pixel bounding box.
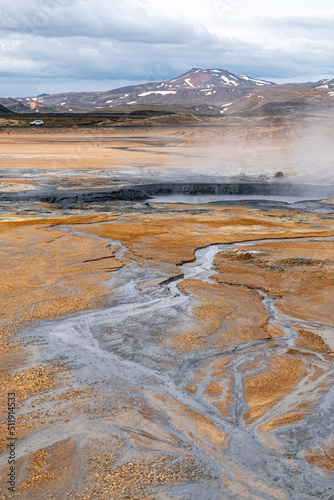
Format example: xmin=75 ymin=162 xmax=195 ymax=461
xmin=30 ymin=120 xmax=44 ymax=126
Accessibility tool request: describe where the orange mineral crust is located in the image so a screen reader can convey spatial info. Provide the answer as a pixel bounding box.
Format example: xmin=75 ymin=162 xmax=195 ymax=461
xmin=70 ymin=206 xmax=334 ymax=266
xmin=214 ymin=238 xmax=334 ymax=326
xmin=302 ymin=436 xmax=334 ymax=474
xmin=169 ymin=279 xmax=281 ymax=352
xmin=0 ymin=216 xmax=124 ymax=334
xmin=242 ymin=356 xmax=307 ymax=424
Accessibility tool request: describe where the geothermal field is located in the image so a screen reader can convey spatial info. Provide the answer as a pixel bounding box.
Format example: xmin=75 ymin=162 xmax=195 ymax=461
xmin=1 ymin=118 xmax=334 ymax=499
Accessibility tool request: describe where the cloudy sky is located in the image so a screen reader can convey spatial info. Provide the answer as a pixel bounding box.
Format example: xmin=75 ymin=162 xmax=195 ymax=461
xmin=0 ymin=0 xmax=333 ymax=96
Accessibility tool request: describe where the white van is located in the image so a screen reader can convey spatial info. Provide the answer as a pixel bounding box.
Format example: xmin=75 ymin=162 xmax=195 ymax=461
xmin=30 ymin=120 xmax=44 ymax=126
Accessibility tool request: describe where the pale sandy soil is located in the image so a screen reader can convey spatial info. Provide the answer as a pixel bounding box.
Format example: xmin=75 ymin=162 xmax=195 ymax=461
xmin=0 ymin=127 xmax=333 ymax=499
xmin=0 ymin=120 xmax=333 ymax=186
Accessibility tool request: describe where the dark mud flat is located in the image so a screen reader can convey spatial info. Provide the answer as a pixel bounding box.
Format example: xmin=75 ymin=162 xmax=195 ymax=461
xmin=150 ymin=194 xmax=334 ymax=214
xmin=1 ymin=180 xmax=334 ymax=207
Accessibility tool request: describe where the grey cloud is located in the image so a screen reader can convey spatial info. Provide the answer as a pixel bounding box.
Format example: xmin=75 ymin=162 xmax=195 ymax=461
xmin=0 ymin=1 xmax=334 ymax=96
xmin=0 ymin=0 xmax=209 ymax=45
xmin=1 ymin=29 xmax=331 ymax=84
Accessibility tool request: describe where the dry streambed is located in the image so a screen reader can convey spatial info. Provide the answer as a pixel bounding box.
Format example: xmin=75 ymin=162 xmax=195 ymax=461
xmin=0 ymin=204 xmax=334 ymax=499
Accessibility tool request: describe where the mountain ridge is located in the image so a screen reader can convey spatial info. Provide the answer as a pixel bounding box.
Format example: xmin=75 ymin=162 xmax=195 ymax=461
xmin=0 ymin=102 xmax=14 ymax=114
xmin=3 ymin=68 xmax=334 ymax=115
xmin=9 ymin=68 xmax=277 ymax=112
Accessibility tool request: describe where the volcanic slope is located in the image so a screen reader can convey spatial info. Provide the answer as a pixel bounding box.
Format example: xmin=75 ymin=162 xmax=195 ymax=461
xmin=0 ymin=103 xmax=14 ymax=114
xmin=8 ymin=69 xmax=334 ymax=115
xmin=17 ymin=68 xmax=275 ymax=111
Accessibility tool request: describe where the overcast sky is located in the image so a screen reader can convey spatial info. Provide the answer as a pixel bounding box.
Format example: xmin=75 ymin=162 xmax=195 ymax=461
xmin=0 ymin=0 xmax=333 ymax=96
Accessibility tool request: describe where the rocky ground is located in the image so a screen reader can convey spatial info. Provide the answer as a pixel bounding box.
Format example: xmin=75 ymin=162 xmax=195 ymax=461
xmin=0 ymin=125 xmax=333 ymax=499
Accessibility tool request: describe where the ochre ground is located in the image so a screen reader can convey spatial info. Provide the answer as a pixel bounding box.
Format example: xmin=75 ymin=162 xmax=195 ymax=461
xmin=1 ymin=120 xmax=334 ymax=185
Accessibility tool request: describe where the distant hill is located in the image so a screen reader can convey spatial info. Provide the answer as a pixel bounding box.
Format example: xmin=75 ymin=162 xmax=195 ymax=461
xmin=0 ymin=102 xmax=14 ymax=114
xmin=4 ymin=68 xmax=334 ymax=116
xmin=13 ymin=68 xmax=276 ymax=112
xmin=0 ymin=97 xmax=69 ymax=114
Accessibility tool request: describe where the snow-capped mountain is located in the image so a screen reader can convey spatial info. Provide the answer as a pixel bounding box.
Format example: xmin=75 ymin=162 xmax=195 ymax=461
xmin=7 ymin=68 xmax=334 ymax=115
xmin=313 ymin=78 xmax=334 ymax=90
xmin=17 ymin=68 xmax=275 ymax=112
xmin=147 ymin=67 xmax=274 ymax=90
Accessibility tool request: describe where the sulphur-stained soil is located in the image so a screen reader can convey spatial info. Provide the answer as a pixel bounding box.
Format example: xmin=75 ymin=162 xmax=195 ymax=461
xmin=0 ymin=127 xmax=334 ymax=499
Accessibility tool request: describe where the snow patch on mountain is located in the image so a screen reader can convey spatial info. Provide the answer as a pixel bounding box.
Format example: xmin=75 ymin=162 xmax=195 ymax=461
xmin=220 ymin=75 xmax=238 ymax=86
xmin=184 ymin=78 xmax=195 ymax=88
xmin=238 ymin=75 xmax=271 ymax=86
xmin=138 ymin=90 xmax=177 ymax=96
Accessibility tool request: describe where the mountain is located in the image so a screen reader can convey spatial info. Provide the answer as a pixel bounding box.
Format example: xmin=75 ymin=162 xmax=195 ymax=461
xmin=313 ymin=78 xmax=334 ymax=89
xmin=0 ymin=102 xmax=14 ymax=114
xmin=0 ymin=97 xmax=66 ymax=114
xmin=164 ymin=67 xmax=274 ymax=88
xmin=5 ymin=68 xmax=334 ymax=115
xmin=16 ymin=68 xmax=275 ymax=112
xmin=217 ymin=79 xmax=334 ymax=116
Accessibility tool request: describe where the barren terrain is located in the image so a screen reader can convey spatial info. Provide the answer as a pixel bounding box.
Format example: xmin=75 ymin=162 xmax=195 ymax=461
xmin=0 ymin=122 xmax=333 ymax=499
